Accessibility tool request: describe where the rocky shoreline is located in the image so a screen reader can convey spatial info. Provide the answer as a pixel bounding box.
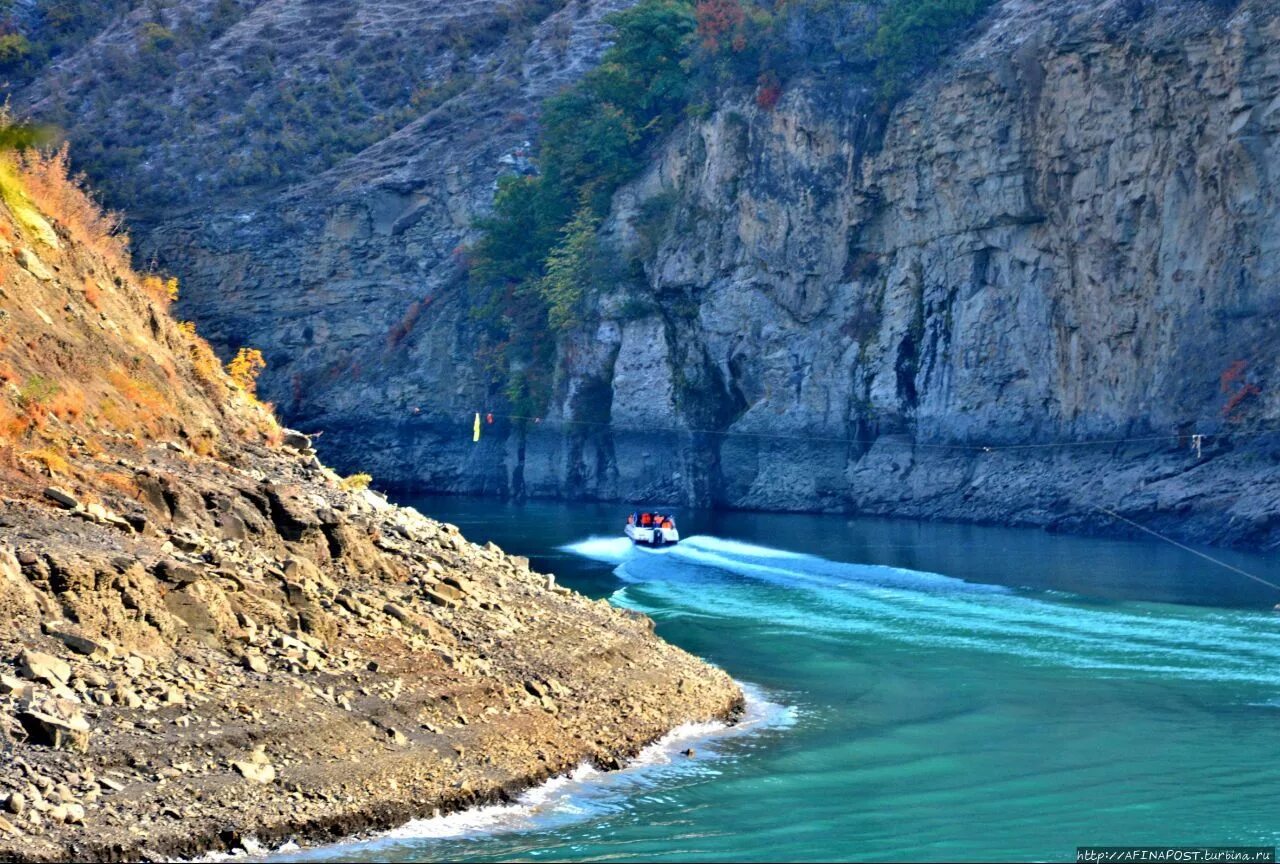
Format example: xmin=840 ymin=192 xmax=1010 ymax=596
xmin=0 ymin=436 xmax=743 ymax=863
xmin=0 ymin=153 xmax=743 ymax=863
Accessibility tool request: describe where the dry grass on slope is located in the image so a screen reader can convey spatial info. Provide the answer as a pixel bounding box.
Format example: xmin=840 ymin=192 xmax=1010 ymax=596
xmin=0 ymin=134 xmax=279 ymax=513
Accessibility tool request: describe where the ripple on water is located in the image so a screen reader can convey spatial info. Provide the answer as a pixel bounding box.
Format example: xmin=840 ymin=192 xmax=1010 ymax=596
xmin=597 ymin=535 xmax=1280 ymax=689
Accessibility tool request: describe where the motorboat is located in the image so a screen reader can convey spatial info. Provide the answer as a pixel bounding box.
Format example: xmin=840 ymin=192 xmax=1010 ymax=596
xmin=624 ymin=510 xmax=680 ymax=547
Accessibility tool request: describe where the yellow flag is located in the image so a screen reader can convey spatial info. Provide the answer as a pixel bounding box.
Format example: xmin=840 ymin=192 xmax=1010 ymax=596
xmin=473 ymin=412 xmax=481 ymax=442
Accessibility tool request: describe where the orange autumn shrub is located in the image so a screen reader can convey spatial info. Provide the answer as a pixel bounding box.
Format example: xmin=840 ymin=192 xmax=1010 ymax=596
xmin=226 ymin=347 xmax=266 ymax=395
xmin=13 ymin=145 xmax=130 ymax=267
xmin=141 ymin=275 xmax=179 ymax=305
xmin=20 ymin=447 xmax=70 ymax=476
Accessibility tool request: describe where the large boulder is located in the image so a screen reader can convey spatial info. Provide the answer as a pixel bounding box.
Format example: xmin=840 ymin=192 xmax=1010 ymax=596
xmin=155 ymin=559 xmax=204 ymax=586
xmin=321 ymin=522 xmax=380 ymax=573
xmin=16 ymin=696 xmax=91 ymax=751
xmin=42 ymin=487 xmax=79 ymax=509
xmin=424 ymin=583 xmax=464 ymax=608
xmin=261 ymin=483 xmax=321 ymax=542
xmin=163 ymin=581 xmax=239 ymax=647
xmin=16 ymin=649 xmax=70 ymax=688
xmin=281 ymin=429 xmax=312 ymax=452
xmin=41 ymin=622 xmax=116 ymax=661
xmin=232 ymin=760 xmax=276 ymax=784
xmin=232 ymin=746 xmax=275 ymax=784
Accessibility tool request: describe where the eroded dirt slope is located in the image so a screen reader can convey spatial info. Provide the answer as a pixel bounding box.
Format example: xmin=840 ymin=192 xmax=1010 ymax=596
xmin=0 ymin=147 xmax=740 ymax=862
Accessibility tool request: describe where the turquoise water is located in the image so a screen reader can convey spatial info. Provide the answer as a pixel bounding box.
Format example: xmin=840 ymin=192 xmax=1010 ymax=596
xmin=274 ymin=500 xmax=1280 ymax=862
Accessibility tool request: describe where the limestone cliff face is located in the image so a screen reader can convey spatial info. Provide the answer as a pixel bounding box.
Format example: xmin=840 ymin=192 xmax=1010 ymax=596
xmin=341 ymin=0 xmax=1280 ymax=548
xmin=22 ymin=0 xmax=1280 ymax=547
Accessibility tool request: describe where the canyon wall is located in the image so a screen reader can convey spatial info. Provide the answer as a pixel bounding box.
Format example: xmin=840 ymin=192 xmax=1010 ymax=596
xmin=18 ymin=0 xmax=1280 ymax=547
xmin=354 ymin=0 xmax=1280 ymax=548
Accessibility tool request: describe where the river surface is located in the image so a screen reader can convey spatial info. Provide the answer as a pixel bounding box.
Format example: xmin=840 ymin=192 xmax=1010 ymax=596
xmin=274 ymin=499 xmax=1280 ymax=862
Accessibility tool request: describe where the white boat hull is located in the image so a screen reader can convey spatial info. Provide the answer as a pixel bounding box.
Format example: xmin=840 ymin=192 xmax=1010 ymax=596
xmin=625 ymin=524 xmax=680 ymax=546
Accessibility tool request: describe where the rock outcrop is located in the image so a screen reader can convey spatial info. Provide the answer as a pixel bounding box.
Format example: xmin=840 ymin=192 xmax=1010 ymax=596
xmin=0 ymin=459 xmax=742 ymax=861
xmin=0 ymin=136 xmax=741 ymax=861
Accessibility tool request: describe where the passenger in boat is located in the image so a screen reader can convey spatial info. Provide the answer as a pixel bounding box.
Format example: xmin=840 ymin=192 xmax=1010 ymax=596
xmin=640 ymin=512 xmax=653 ymax=527
xmin=627 ymin=513 xmax=636 ymax=525
xmin=661 ymin=518 xmax=673 ymax=530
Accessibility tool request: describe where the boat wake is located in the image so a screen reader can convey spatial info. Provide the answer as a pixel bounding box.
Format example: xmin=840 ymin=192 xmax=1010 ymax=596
xmin=568 ymin=534 xmax=1280 ymax=689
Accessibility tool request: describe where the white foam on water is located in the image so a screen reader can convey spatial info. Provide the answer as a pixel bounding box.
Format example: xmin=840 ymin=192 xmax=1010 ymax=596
xmin=679 ymin=535 xmax=809 ymax=559
xmin=195 ymin=837 xmax=270 ymax=861
xmin=375 ymin=685 xmax=788 ymax=842
xmin=256 ymin=684 xmax=792 ymax=861
xmin=634 ymin=543 xmax=676 ymax=555
xmin=561 ymin=535 xmax=633 ymax=563
xmin=563 ymin=535 xmax=807 ymax=568
xmin=578 ymin=533 xmax=1280 ymax=689
xmin=669 ymin=535 xmax=1010 ymax=597
xmin=379 ymin=767 xmax=595 ymax=841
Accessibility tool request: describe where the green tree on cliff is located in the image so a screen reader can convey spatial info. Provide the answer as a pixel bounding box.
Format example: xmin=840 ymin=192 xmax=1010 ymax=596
xmin=868 ymin=0 xmax=995 ymax=98
xmin=468 ymin=0 xmax=697 ymax=412
xmin=538 ymin=205 xmax=602 ymax=333
xmin=469 ymin=0 xmax=996 ymax=414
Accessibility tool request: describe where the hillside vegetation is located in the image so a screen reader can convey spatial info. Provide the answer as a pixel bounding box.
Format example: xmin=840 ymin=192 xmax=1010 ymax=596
xmin=0 ymin=0 xmax=138 ymax=88
xmin=6 ymin=0 xmax=585 ymax=209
